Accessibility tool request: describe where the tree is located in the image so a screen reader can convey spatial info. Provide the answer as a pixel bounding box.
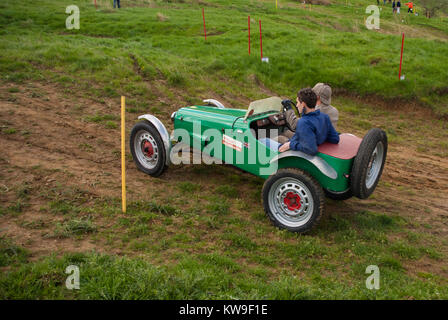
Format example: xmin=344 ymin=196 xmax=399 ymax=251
xmin=418 ymin=0 xmax=448 ymax=18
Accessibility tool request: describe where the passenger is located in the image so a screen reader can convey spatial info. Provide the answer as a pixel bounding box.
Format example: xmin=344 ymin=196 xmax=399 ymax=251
xmin=278 ymin=88 xmax=339 ymax=156
xmin=313 ymin=83 xmax=339 ymax=130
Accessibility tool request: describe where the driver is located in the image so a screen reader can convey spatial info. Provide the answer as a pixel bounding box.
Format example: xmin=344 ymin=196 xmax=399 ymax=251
xmin=278 ymin=83 xmax=338 ymax=145
xmin=278 ymin=88 xmax=339 ymax=155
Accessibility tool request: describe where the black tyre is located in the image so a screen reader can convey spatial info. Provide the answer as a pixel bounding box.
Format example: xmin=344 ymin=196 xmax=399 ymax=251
xmin=351 ymin=128 xmax=387 ymax=199
xmin=130 ymin=121 xmax=167 ymax=177
xmin=262 ymin=168 xmax=324 ymax=233
xmin=324 ymin=188 xmax=353 ymax=200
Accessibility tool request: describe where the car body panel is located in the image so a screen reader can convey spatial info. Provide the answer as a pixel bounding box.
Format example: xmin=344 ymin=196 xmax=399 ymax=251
xmin=172 ymin=105 xmax=354 ymax=192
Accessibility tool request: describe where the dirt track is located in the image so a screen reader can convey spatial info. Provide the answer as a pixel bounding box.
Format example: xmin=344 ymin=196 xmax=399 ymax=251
xmin=1 ymin=81 xmax=447 ymax=272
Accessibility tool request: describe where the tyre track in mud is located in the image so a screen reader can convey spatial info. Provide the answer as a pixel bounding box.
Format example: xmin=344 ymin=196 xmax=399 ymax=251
xmin=1 ymin=80 xmax=448 ymax=260
xmin=0 ymin=82 xmax=165 ymax=257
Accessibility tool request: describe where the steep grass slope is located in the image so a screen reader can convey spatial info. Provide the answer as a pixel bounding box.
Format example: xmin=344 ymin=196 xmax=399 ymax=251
xmin=0 ymin=0 xmax=447 ymax=114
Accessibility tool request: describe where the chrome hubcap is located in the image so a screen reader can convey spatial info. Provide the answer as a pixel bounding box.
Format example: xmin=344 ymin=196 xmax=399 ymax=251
xmin=366 ymin=141 xmax=384 ymax=189
xmin=134 ymin=130 xmax=159 ymax=170
xmin=268 ymin=177 xmax=314 ymax=228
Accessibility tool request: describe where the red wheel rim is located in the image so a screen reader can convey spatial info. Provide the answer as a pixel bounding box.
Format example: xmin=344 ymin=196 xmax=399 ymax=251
xmin=142 ymin=140 xmax=154 ymax=158
xmin=283 ymin=192 xmax=302 ymax=211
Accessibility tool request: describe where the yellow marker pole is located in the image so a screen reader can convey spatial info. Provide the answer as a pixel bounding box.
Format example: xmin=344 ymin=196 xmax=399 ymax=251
xmin=276 ymin=0 xmax=277 ymax=9
xmin=121 ymin=96 xmax=126 ymax=213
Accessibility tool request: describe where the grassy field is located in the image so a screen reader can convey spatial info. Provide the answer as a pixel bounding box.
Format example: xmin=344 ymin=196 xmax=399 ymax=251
xmin=1 ymin=0 xmax=448 ymax=115
xmin=1 ymin=0 xmax=448 ymax=299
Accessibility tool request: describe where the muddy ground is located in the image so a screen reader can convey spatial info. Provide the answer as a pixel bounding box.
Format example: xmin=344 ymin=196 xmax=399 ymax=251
xmin=0 ymin=80 xmax=447 ymax=277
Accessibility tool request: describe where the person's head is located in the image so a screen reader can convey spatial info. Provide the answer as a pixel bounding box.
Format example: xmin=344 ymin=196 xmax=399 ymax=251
xmin=312 ymin=83 xmax=332 ymax=106
xmin=296 ymin=88 xmax=317 ymax=114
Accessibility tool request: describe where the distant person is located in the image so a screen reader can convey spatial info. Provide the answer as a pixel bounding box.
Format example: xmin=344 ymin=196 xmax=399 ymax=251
xmin=392 ymin=0 xmax=396 ymax=13
xmin=383 ymin=0 xmax=386 ymax=5
xmin=114 ymin=0 xmax=121 ymax=8
xmin=397 ymin=0 xmax=401 ymax=14
xmin=278 ymin=88 xmax=339 ymax=156
xmin=405 ymin=2 xmax=414 ymax=13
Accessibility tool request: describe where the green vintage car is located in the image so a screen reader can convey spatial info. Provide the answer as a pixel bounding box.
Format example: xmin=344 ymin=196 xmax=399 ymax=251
xmin=130 ymin=97 xmax=387 ymax=233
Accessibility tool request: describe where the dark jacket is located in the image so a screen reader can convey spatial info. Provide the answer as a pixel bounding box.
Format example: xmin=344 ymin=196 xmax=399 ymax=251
xmin=397 ymin=1 xmax=401 ymax=7
xmin=289 ymin=110 xmax=339 ymax=156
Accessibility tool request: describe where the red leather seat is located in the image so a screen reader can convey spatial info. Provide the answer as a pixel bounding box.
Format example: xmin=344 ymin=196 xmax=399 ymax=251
xmin=317 ymin=133 xmax=362 ymax=160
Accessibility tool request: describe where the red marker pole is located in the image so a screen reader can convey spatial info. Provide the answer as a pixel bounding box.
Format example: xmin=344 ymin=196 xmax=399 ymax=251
xmin=399 ymin=33 xmax=405 ymax=80
xmin=94 ymin=0 xmax=97 ymax=9
xmin=259 ymin=20 xmax=263 ymax=60
xmin=202 ymin=8 xmax=207 ymax=41
xmin=248 ymin=16 xmax=251 ymax=55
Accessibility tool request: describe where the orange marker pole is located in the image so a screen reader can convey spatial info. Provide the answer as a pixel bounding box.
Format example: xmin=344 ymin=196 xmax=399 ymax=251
xmin=248 ymin=16 xmax=251 ymax=55
xmin=202 ymin=8 xmax=207 ymax=41
xmin=259 ymin=20 xmax=263 ymax=60
xmin=121 ymin=96 xmax=126 ymax=213
xmin=399 ymin=33 xmax=405 ymax=80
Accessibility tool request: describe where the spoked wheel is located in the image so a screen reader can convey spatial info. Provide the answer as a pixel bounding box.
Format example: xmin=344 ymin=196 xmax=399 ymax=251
xmin=351 ymin=128 xmax=387 ymax=199
xmin=130 ymin=121 xmax=167 ymax=177
xmin=365 ymin=142 xmax=385 ymax=189
xmin=262 ymin=168 xmax=324 ymax=233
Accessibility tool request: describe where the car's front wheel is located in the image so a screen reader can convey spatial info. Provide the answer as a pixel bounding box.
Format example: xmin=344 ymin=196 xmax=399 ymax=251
xmin=262 ymin=168 xmax=324 ymax=233
xmin=130 ymin=121 xmax=167 ymax=177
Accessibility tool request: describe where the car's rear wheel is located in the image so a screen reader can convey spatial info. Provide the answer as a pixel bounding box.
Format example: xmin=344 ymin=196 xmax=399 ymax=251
xmin=262 ymin=168 xmax=324 ymax=233
xmin=130 ymin=121 xmax=167 ymax=177
xmin=351 ymin=128 xmax=387 ymax=199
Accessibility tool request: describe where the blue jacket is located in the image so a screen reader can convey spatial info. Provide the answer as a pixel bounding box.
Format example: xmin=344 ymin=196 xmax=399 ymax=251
xmin=289 ymin=110 xmax=340 ymax=155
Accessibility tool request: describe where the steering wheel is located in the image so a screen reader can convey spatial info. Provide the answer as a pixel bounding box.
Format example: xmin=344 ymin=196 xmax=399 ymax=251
xmin=281 ymin=99 xmax=300 ymax=132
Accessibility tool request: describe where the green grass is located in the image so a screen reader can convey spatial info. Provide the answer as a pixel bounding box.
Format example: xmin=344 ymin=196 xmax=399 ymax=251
xmin=1 ymin=0 xmax=447 ymax=115
xmin=6 ymin=200 xmax=27 ymax=215
xmin=2 ymin=128 xmax=17 ymax=134
xmin=49 ymin=218 xmax=97 ymax=238
xmin=1 ymin=249 xmax=447 ymax=299
xmin=49 ymin=200 xmax=81 ymax=215
xmin=0 ymin=237 xmax=29 ymax=267
xmin=1 ymin=0 xmax=448 ymax=300
xmin=177 ymin=181 xmax=201 ymax=193
xmin=127 ymin=200 xmax=180 ymax=216
xmin=206 ymin=198 xmax=230 ymax=215
xmin=216 ymin=185 xmax=239 ymax=198
xmin=1 ymin=189 xmax=447 ymax=299
xmin=85 ymin=113 xmax=120 ymax=129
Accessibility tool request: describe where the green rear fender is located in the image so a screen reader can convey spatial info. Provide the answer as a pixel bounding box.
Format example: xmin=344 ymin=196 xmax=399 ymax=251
xmin=270 ymin=153 xmax=353 ymax=192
